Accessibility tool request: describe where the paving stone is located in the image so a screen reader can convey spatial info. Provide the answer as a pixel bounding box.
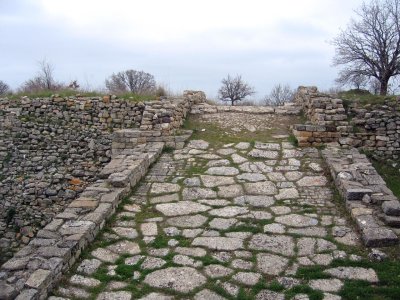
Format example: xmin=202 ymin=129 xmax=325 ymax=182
xmin=311 ymin=253 xmax=333 ymax=265
xmin=231 ymin=153 xmax=248 ymax=164
xmin=192 ymin=237 xmax=243 ymax=250
xmin=182 ymin=228 xmax=203 ymax=237
xmin=112 ymin=227 xmax=138 ymax=239
xmin=199 ymin=199 xmax=231 ymax=206
xmin=382 ymin=200 xmax=400 ymax=216
xmin=221 ymin=282 xmax=239 ymax=297
xmin=77 ymin=259 xmax=102 ymax=275
xmin=97 ymin=291 xmax=132 ymax=300
xmin=150 ymin=183 xmax=181 ymax=194
xmin=200 ymin=175 xmax=235 ymax=187
xmin=175 ymin=247 xmax=207 ymax=257
xmin=107 ymin=240 xmax=141 ymax=255
xmin=183 ymin=177 xmax=201 ymax=187
xmin=138 ymin=293 xmax=174 ymax=300
xmin=249 ymin=234 xmax=295 ymax=256
xmin=91 ymin=248 xmax=119 ymax=263
xmin=277 ymin=277 xmax=301 ymax=288
xmin=143 ymin=267 xmax=207 ymax=293
xmin=231 ymin=259 xmax=254 ymax=270
xmin=233 ymin=272 xmax=261 ymax=285
xmin=70 ymin=275 xmax=101 ymax=288
xmin=235 ymin=142 xmax=250 ymax=149
xmin=271 ymin=206 xmax=291 ymax=215
xmin=188 ymin=140 xmax=209 ymax=150
xmin=323 ymin=267 xmax=379 ymax=282
xmin=244 ymin=182 xmax=277 ymax=195
xmin=237 ymin=173 xmax=267 ymax=182
xmin=288 ymin=227 xmax=327 ymax=237
xmin=275 ymin=188 xmax=299 ymax=200
xmin=156 ymin=201 xmax=210 ymax=216
xmin=264 ymin=223 xmax=286 ymax=234
xmin=255 ymin=290 xmax=285 ymax=300
xmin=209 ymin=218 xmax=238 ymax=230
xmin=217 ymin=148 xmax=236 ymax=155
xmin=167 ymin=214 xmax=208 ymax=228
xmin=206 ymin=166 xmax=240 ymax=176
xmin=204 ymin=264 xmax=234 ymax=278
xmin=209 ymin=206 xmax=249 ymax=217
xmin=285 ymin=171 xmax=304 ymax=181
xmin=322 ymin=293 xmax=342 ymax=300
xmin=58 ymin=287 xmax=91 ymax=299
xmin=248 ymin=149 xmax=279 ymax=159
xmin=239 ymin=162 xmax=273 ymax=173
xmin=182 ymin=187 xmax=217 ymax=200
xmin=141 ymin=257 xmax=166 ymax=270
xmin=163 ymin=226 xmax=180 ymax=236
xmin=173 ymin=254 xmax=202 ymax=267
xmin=282 ymin=149 xmax=302 ymax=158
xmin=218 ymin=184 xmax=244 ymax=198
xmin=267 ymin=172 xmax=287 ymax=182
xmin=257 ymin=253 xmax=289 ymax=275
xmin=141 ymin=223 xmax=158 ymax=236
xmin=316 ymin=238 xmax=337 ymax=252
xmin=194 ymin=289 xmax=227 ymax=300
xmin=255 ymin=142 xmax=281 ymax=150
xmin=297 ymin=176 xmax=327 ymax=187
xmin=244 ymin=210 xmax=273 ymax=220
xmin=125 ymin=255 xmax=144 ymax=265
xmin=234 ymin=195 xmax=275 ymax=207
xmin=275 ymin=214 xmax=318 ymax=227
xmin=149 ymin=193 xmax=180 ymax=204
xmin=206 ymin=159 xmax=231 ymax=167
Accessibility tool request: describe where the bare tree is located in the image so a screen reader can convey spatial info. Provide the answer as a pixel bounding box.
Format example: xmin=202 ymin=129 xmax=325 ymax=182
xmin=332 ymin=0 xmax=400 ymax=95
xmin=218 ymin=74 xmax=255 ymax=106
xmin=20 ymin=59 xmax=62 ymax=92
xmin=263 ymin=84 xmax=294 ymax=106
xmin=105 ymin=70 xmax=156 ymax=94
xmin=0 ymin=80 xmax=10 ymax=95
xmin=335 ymin=71 xmax=368 ymax=90
xmin=369 ymin=78 xmax=381 ymax=94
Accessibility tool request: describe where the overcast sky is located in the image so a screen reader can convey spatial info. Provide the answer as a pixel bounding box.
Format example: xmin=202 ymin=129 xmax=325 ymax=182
xmin=0 ymin=0 xmax=365 ymax=99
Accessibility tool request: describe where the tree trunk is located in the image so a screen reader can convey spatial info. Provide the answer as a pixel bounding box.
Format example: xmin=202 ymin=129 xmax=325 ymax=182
xmin=379 ymin=78 xmax=389 ymax=95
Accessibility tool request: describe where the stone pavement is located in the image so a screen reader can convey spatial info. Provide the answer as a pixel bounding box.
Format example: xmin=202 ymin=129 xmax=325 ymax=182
xmin=50 ymin=136 xmax=379 ymax=299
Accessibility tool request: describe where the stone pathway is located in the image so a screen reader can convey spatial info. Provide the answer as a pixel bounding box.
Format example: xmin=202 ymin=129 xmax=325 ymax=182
xmin=51 ymin=133 xmax=379 ymax=299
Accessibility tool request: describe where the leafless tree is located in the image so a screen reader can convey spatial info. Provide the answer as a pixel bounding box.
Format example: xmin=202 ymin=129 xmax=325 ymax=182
xmin=68 ymin=80 xmax=80 ymax=90
xmin=263 ymin=84 xmax=294 ymax=106
xmin=218 ymin=74 xmax=255 ymax=106
xmin=335 ymin=71 xmax=368 ymax=90
xmin=105 ymin=70 xmax=156 ymax=94
xmin=369 ymin=78 xmax=381 ymax=94
xmin=20 ymin=59 xmax=62 ymax=92
xmin=0 ymin=80 xmax=10 ymax=95
xmin=332 ymin=0 xmax=400 ymax=95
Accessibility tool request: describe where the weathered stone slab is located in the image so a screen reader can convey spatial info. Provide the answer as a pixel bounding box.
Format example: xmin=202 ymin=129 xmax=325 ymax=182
xmin=192 ymin=237 xmax=243 ymax=250
xmin=206 ymin=167 xmax=239 ymax=176
xmin=167 ymin=214 xmax=208 ymax=228
xmin=156 ymin=201 xmax=210 ymax=216
xmin=249 ymin=234 xmax=295 ymax=256
xmin=256 ymin=253 xmax=289 ymax=275
xmin=324 ymin=267 xmax=379 ymax=283
xmin=275 ymin=214 xmax=318 ymax=227
xmin=244 ymin=182 xmax=277 ymax=195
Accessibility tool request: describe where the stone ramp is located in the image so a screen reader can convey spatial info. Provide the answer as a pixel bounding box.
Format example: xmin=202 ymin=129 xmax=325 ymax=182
xmin=51 ymin=138 xmax=376 ymax=300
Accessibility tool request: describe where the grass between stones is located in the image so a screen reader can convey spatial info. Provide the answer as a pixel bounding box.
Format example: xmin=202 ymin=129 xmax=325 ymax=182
xmin=370 ymin=157 xmax=400 ymax=198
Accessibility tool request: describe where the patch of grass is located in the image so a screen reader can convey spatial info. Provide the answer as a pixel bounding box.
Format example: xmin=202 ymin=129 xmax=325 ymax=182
xmin=295 ymin=265 xmax=331 ymax=280
xmin=115 ymin=264 xmax=136 ymax=280
xmin=369 ymin=157 xmax=400 ymax=198
xmin=338 ymin=90 xmax=397 ymax=107
xmin=197 ymin=255 xmax=225 ymax=266
xmin=5 ymin=207 xmax=16 ymax=224
xmin=288 ymin=134 xmax=298 ymax=147
xmin=186 ymin=164 xmax=207 ymax=176
xmin=162 ymin=145 xmax=175 ymax=154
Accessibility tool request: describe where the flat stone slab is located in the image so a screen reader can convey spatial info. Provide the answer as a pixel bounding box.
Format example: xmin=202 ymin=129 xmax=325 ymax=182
xmin=234 ymin=195 xmax=275 ymax=207
xmin=297 ymin=176 xmax=327 ymax=187
xmin=309 ymin=279 xmax=343 ymax=292
xmin=324 ymin=267 xmax=379 ymax=283
xmin=112 ymin=227 xmax=138 ymax=239
xmin=257 ymin=253 xmax=289 ymax=275
xmin=237 ymin=173 xmax=267 ymax=182
xmin=275 ymin=188 xmax=299 ymax=200
xmin=200 ymin=175 xmax=235 ymax=187
xmin=248 ymin=149 xmax=279 ymax=159
xmin=256 ymin=290 xmax=285 ymax=300
xmin=204 ymin=264 xmax=234 ymax=278
xmin=143 ymin=267 xmax=206 ymax=293
xmin=361 ymin=227 xmax=399 ymax=247
xmin=107 ymin=241 xmax=141 ymax=255
xmin=233 ymin=272 xmax=262 ymax=285
xmin=244 ymin=182 xmax=277 ymax=195
xmin=182 ymin=187 xmax=217 ymax=200
xmin=231 ymin=153 xmax=248 ymax=164
xmin=275 ymin=214 xmax=318 ymax=227
xmin=194 ymin=289 xmax=227 ymax=300
xmin=192 ymin=237 xmax=243 ymax=250
xmin=188 ymin=140 xmax=209 ymax=150
xmin=208 ymin=206 xmax=249 ymax=217
xmin=139 ymin=293 xmax=174 ymax=300
xmin=97 ymin=291 xmax=132 ymax=300
xmin=91 ymin=248 xmax=119 ymax=263
xmin=249 ymin=234 xmax=295 ymax=256
xmin=209 ymin=218 xmax=238 ymax=230
xmin=254 ymin=142 xmax=281 ymax=150
xmin=156 ymin=201 xmax=210 ymax=216
xmin=167 ymin=214 xmax=208 ymax=228
xmin=150 ymin=183 xmax=181 ymax=194
xmin=206 ymin=167 xmax=240 ymax=176
xmin=218 ymin=184 xmax=244 ymax=198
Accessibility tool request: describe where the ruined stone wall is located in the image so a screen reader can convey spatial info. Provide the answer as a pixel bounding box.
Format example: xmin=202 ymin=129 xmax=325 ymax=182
xmin=0 ymin=91 xmax=199 ymax=300
xmin=0 ymin=92 xmax=204 ymax=264
xmin=347 ymin=101 xmax=400 ymax=159
xmin=292 ymin=86 xmax=351 ymax=147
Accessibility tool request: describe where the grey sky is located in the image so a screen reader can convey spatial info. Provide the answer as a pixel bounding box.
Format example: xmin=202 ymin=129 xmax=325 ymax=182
xmin=0 ymin=0 xmax=364 ymax=99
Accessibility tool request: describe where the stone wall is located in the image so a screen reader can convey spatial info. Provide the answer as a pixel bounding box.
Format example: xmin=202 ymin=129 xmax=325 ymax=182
xmin=190 ymin=102 xmax=301 ymax=115
xmin=322 ymin=145 xmax=399 ymax=247
xmin=0 ymin=91 xmax=200 ymax=299
xmin=0 ymin=92 xmax=204 ymax=265
xmin=292 ymin=86 xmax=351 ymax=147
xmin=347 ymin=100 xmax=400 ymax=158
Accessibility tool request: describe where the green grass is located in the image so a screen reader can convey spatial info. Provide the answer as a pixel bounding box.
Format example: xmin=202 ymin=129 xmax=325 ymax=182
xmin=288 ymin=134 xmax=298 ymax=147
xmin=369 ymin=158 xmax=400 ymax=198
xmin=338 ymin=90 xmax=397 ymax=108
